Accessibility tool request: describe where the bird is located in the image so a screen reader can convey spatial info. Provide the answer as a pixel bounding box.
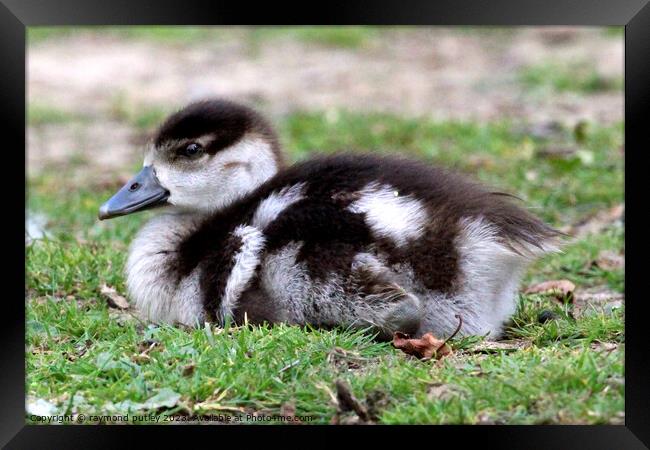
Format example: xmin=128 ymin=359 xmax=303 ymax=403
xmin=98 ymin=98 xmax=562 ymax=341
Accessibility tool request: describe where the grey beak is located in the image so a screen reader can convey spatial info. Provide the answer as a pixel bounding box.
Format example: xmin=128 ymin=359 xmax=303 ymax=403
xmin=98 ymin=166 xmax=170 ymax=220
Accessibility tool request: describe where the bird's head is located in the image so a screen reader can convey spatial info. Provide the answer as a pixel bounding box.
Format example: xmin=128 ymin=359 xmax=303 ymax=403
xmin=99 ymin=99 xmax=283 ymax=219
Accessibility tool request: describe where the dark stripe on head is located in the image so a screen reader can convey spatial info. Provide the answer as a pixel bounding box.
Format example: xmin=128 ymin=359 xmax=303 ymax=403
xmin=154 ymin=98 xmax=283 ymax=163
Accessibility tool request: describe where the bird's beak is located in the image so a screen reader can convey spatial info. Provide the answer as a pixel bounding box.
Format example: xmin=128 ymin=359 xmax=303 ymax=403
xmin=98 ymin=166 xmax=170 ymax=220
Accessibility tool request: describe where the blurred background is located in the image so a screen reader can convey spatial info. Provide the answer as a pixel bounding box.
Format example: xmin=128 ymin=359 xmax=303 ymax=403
xmin=27 ymin=26 xmax=623 ymax=238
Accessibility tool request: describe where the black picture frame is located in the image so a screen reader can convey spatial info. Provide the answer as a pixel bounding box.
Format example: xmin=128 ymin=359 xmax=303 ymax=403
xmin=5 ymin=0 xmax=648 ymax=447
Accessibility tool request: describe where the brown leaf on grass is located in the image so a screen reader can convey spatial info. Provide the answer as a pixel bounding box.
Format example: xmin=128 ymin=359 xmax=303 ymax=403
xmin=392 ymin=314 xmax=462 ymax=361
xmin=524 ymin=279 xmax=576 ymax=302
xmin=393 ymin=332 xmax=452 ymax=360
xmin=100 ymin=284 xmax=129 ymax=309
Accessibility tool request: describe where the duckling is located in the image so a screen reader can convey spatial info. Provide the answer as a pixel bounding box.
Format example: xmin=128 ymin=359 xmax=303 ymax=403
xmin=99 ymin=99 xmax=561 ymax=340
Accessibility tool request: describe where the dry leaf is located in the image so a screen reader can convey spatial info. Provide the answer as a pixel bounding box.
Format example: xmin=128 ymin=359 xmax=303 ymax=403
xmin=392 ymin=314 xmax=461 ymax=361
xmin=100 ymin=284 xmax=129 ymax=309
xmin=393 ymin=332 xmax=452 ymax=360
xmin=525 ymin=279 xmax=576 ymax=301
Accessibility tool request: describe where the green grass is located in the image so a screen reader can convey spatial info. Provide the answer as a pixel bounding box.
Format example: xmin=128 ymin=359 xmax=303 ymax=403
xmin=106 ymin=93 xmax=170 ymax=130
xmin=28 ymin=26 xmax=381 ymax=50
xmin=28 ymin=98 xmax=169 ymax=132
xmin=519 ymin=61 xmax=623 ymax=94
xmin=28 ymin=103 xmax=86 ymax=126
xmin=603 ymin=27 xmax=624 ymax=38
xmin=26 ymin=111 xmax=624 ymax=424
xmin=281 ymin=111 xmax=623 ymax=225
xmin=28 ymin=26 xmax=228 ymax=45
xmin=250 ymin=26 xmax=379 ymax=49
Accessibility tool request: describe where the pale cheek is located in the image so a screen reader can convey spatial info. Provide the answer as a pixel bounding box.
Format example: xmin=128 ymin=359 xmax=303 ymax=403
xmin=153 ymin=166 xmax=172 ymax=190
xmin=164 ymin=167 xmax=224 ymax=208
xmin=153 ymin=166 xmax=184 ymax=204
xmin=150 ymin=156 xmax=246 ymax=211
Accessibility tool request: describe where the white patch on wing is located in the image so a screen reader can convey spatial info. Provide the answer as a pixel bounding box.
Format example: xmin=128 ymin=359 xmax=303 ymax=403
xmin=220 ymin=225 xmax=266 ymax=321
xmin=347 ymin=182 xmax=428 ymax=247
xmin=251 ymin=183 xmax=306 ymax=229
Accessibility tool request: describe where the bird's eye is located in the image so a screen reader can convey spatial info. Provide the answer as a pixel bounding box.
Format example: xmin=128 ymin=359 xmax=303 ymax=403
xmin=183 ymin=143 xmax=202 ymax=157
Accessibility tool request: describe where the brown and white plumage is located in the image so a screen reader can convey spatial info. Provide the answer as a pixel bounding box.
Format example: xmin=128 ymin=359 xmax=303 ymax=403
xmin=99 ymin=99 xmax=562 ymax=340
